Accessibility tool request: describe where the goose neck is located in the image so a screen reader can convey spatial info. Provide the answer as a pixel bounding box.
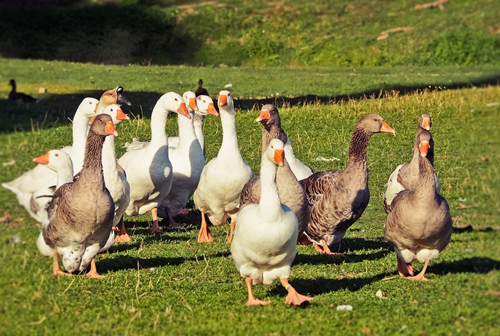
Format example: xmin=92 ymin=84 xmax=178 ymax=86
xmin=80 ymin=131 xmax=106 ymax=183
xmin=218 ymin=110 xmax=241 ymax=157
xmin=259 ymin=156 xmax=281 ymax=219
xmin=102 ymin=135 xmax=118 ymax=182
xmin=177 ymin=113 xmax=197 ymax=146
xmin=150 ymin=103 xmax=169 ymax=146
xmin=347 ymin=126 xmax=371 ymax=170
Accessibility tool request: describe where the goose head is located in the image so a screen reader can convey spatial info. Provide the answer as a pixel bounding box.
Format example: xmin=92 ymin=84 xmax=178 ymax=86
xmin=418 ymin=113 xmax=432 ymax=131
xmin=77 ymin=98 xmax=100 ymax=119
xmin=33 ymin=150 xmax=72 ymax=172
xmin=267 ymin=138 xmax=285 ymax=167
xmin=256 ymin=103 xmax=280 ymax=129
xmin=9 ymin=79 xmax=15 ymax=87
xmin=183 ymin=91 xmax=199 ymax=113
xmin=217 ymin=90 xmax=234 ymax=113
xmin=97 ymin=86 xmax=132 ymax=112
xmin=100 ymin=104 xmax=129 ymax=125
xmin=91 ymin=114 xmax=118 ymax=137
xmin=418 ymin=129 xmax=433 ymax=157
xmin=159 ymin=92 xmax=191 ymax=119
xmin=358 ymin=114 xmax=395 ymax=135
xmin=196 ymin=95 xmax=218 ymax=116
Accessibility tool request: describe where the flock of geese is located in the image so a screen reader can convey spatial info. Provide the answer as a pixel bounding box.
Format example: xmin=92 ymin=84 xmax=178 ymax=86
xmin=3 ymin=82 xmax=452 ymax=306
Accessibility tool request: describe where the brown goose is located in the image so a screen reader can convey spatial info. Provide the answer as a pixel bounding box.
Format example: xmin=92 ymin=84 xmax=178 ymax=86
xmin=97 ymin=85 xmax=132 ymax=113
xmin=299 ymin=114 xmax=395 ymax=255
xmin=42 ymin=114 xmax=117 ymax=278
xmin=383 ymin=113 xmax=440 ymax=213
xmin=384 ymin=129 xmax=452 ymax=281
xmin=8 ymin=79 xmax=38 ymax=103
xmin=239 ymin=104 xmax=309 ymax=244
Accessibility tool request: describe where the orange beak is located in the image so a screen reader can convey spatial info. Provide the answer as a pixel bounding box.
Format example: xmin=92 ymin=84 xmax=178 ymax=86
xmin=422 ymin=117 xmax=431 ymax=130
xmin=116 ymin=108 xmax=129 ymax=121
xmin=105 ymin=121 xmax=118 ymax=136
xmin=90 ymin=116 xmax=95 ymax=123
xmin=256 ymin=109 xmax=270 ymax=123
xmin=274 ymin=149 xmax=284 ymax=167
xmin=94 ymin=103 xmax=99 ymax=114
xmin=380 ymin=121 xmax=396 ymax=134
xmin=419 ymin=140 xmax=429 ymax=157
xmin=218 ymin=94 xmax=228 ymax=107
xmin=206 ymin=103 xmax=218 ymax=116
xmin=188 ymin=98 xmax=198 ymax=111
xmin=33 ymin=152 xmax=50 ymax=165
xmin=177 ymin=102 xmax=191 ymax=119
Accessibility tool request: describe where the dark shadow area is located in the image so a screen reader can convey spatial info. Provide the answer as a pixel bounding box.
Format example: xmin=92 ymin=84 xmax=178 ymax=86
xmin=270 ymin=273 xmax=387 ymax=297
xmin=337 ymin=237 xmax=390 ymax=252
xmin=233 ymin=75 xmax=500 ymax=110
xmin=452 ymin=225 xmax=500 ymax=233
xmin=96 ymin=255 xmax=187 ymax=273
xmin=428 ymin=257 xmax=500 ymax=275
xmin=1 ymin=73 xmax=499 ymax=133
xmin=294 ymin=249 xmax=388 ymax=266
xmin=0 ymin=2 xmax=199 ymax=65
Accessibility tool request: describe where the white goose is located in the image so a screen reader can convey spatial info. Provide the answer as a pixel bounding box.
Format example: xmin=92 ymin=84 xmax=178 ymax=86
xmin=118 ymin=92 xmax=190 ymax=233
xmin=231 ymin=139 xmax=313 ymax=306
xmin=2 ymin=98 xmax=99 ymax=220
xmin=157 ymin=92 xmax=218 ymax=227
xmin=193 ymin=90 xmax=254 ymax=243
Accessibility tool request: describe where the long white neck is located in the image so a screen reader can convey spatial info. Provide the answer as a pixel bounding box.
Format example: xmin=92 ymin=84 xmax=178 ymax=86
xmin=101 ymin=135 xmax=118 ymax=185
xmin=150 ymin=101 xmax=169 ymax=147
xmin=259 ymin=157 xmax=282 ymax=221
xmin=218 ymin=108 xmax=242 ymax=160
xmin=70 ymin=112 xmax=91 ymax=174
xmin=178 ymin=112 xmax=197 ymax=148
xmin=55 ymin=163 xmax=74 ymax=189
xmin=194 ymin=114 xmax=205 ymax=152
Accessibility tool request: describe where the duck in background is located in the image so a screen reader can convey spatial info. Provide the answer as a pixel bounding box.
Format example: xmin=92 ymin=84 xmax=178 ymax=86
xmin=232 ymin=139 xmax=313 ymax=306
xmin=8 ymin=79 xmax=38 ymax=103
xmin=195 ymin=79 xmax=209 ymax=97
xmin=384 ymin=129 xmax=452 ymax=281
xmin=193 ymin=90 xmax=254 ymax=243
xmin=299 ymin=114 xmax=395 ymax=255
xmin=42 ymin=114 xmax=117 ymax=278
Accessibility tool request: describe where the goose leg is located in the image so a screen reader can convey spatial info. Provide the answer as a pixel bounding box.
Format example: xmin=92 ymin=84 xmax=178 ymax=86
xmin=52 ymin=250 xmax=72 ymax=276
xmin=397 ymin=256 xmax=414 ymax=277
xmin=86 ymin=258 xmax=105 ymax=279
xmin=197 ymin=212 xmax=213 ymax=243
xmin=114 ymin=217 xmax=131 ymax=243
xmin=408 ymin=259 xmax=429 ymax=281
xmin=245 ymin=276 xmax=270 ymax=306
xmin=150 ymin=208 xmax=162 ymax=234
xmin=226 ymin=219 xmax=236 ymax=244
xmin=280 ymin=278 xmax=313 ymax=306
xmin=166 ymin=209 xmax=185 ymax=228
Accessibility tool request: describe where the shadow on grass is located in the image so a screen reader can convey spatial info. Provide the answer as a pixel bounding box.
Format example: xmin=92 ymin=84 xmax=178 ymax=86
xmin=270 ymin=273 xmax=387 ymax=297
xmin=96 ymin=255 xmax=188 ymax=273
xmin=429 ymin=257 xmax=500 ymax=275
xmin=2 ymin=72 xmax=500 ymax=133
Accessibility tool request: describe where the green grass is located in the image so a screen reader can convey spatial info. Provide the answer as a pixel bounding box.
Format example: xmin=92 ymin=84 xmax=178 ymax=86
xmin=1 ymin=0 xmax=499 ymax=67
xmin=0 ymin=60 xmax=499 ymax=335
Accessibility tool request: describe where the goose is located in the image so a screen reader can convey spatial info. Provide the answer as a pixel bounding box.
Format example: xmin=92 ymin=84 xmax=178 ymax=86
xmin=384 ymin=129 xmax=452 ymax=281
xmin=195 ymin=79 xmax=209 ymax=97
xmin=193 ymin=90 xmax=254 ymax=243
xmin=231 ymin=139 xmax=313 ymax=306
xmin=1 ymin=98 xmax=100 ymax=219
xmin=8 ymin=79 xmax=38 ymax=103
xmin=299 ymin=114 xmax=395 ymax=255
xmin=157 ymin=92 xmax=218 ymax=227
xmin=95 ymin=105 xmax=131 ymax=244
xmin=118 ymin=92 xmax=190 ymax=234
xmin=383 ymin=113 xmax=441 ymax=212
xmin=42 ymin=114 xmax=117 ymax=278
xmin=239 ymin=104 xmax=309 ymax=244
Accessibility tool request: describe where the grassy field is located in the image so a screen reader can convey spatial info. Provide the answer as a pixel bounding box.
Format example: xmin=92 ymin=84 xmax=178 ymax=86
xmin=0 ymin=60 xmax=499 ymax=335
xmin=0 ymin=0 xmax=499 ymax=67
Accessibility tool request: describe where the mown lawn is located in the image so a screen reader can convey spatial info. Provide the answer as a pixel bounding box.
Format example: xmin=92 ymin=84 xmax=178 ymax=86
xmin=0 ymin=60 xmax=499 ymax=335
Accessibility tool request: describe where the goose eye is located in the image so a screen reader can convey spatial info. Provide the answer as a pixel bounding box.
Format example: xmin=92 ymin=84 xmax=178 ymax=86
xmin=175 ymin=98 xmax=178 ymax=101
xmin=55 ymin=153 xmax=59 ymax=157
xmin=228 ymin=93 xmax=231 ymax=96
xmin=110 ymin=108 xmax=114 ymax=112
